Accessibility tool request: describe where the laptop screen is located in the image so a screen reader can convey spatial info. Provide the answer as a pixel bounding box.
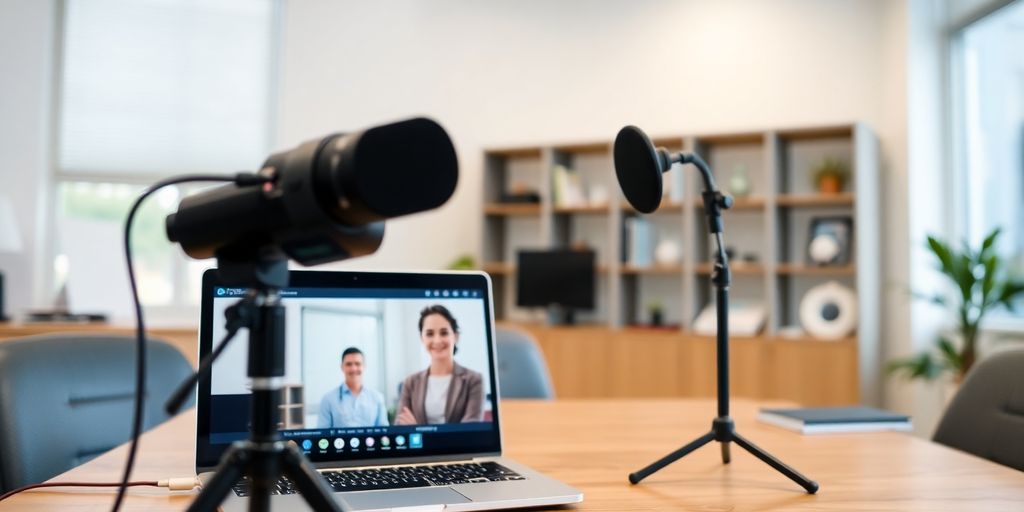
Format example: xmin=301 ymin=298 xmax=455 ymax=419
xmin=195 ymin=269 xmax=501 ymax=470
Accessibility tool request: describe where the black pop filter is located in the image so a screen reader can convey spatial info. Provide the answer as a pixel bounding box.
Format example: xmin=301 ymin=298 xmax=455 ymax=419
xmin=614 ymin=125 xmax=669 ymax=213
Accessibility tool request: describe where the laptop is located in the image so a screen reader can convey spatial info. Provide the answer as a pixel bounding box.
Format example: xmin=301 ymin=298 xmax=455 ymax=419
xmin=195 ymin=269 xmax=582 ymax=511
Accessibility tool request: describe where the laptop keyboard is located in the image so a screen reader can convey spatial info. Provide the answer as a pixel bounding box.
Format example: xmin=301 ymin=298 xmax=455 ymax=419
xmin=231 ymin=461 xmax=525 ymax=496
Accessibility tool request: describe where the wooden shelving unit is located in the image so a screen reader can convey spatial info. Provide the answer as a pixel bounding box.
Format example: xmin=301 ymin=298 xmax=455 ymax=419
xmin=481 ymin=123 xmax=881 ymax=404
xmin=623 ymin=201 xmax=684 ymax=213
xmin=776 ymin=193 xmax=855 ymax=207
xmin=622 ymin=264 xmax=685 ymax=275
xmin=776 ymin=263 xmax=856 ymax=275
xmin=553 ymin=205 xmax=611 ymax=215
xmin=484 ymin=203 xmax=542 ymax=216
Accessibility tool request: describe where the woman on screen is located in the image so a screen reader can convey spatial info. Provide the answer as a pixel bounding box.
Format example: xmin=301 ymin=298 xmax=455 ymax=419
xmin=395 ymin=305 xmax=484 ymax=425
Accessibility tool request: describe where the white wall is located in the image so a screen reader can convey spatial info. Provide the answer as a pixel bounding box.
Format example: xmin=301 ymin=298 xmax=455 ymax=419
xmin=277 ymin=0 xmax=897 ymax=271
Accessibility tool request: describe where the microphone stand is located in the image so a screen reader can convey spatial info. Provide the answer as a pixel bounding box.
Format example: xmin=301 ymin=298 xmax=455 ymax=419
xmin=627 ymin=153 xmax=819 ymax=494
xmin=168 ymin=254 xmax=348 ymax=512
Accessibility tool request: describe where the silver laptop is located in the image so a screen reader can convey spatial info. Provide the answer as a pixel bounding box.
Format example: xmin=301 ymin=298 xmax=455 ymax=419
xmin=195 ymin=269 xmax=582 ymax=511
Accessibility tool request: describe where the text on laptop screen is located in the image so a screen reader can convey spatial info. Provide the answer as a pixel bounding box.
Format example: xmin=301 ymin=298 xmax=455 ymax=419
xmin=196 ymin=270 xmax=501 ymax=468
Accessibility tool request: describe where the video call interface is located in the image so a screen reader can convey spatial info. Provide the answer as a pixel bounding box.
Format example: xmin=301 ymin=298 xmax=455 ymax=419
xmin=204 ymin=282 xmax=497 ymax=463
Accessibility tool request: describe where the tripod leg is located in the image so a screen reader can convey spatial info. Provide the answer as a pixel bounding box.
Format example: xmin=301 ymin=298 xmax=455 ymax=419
xmin=629 ymin=431 xmax=715 ymax=484
xmin=732 ymin=431 xmax=818 ymax=494
xmin=721 ymin=441 xmax=731 ymax=464
xmin=281 ymin=443 xmax=347 ymax=512
xmin=187 ymin=447 xmax=248 ymax=512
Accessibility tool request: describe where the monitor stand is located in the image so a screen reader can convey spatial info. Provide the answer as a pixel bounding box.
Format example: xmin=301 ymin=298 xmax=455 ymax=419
xmin=547 ymin=305 xmax=576 ymax=326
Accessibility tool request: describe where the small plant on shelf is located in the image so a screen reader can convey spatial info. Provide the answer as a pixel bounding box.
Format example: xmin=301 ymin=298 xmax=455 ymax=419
xmin=887 ymin=228 xmax=1024 ymax=383
xmin=447 ymin=254 xmax=476 ymax=271
xmin=811 ymin=157 xmax=849 ymax=194
xmin=647 ymin=300 xmax=664 ymax=326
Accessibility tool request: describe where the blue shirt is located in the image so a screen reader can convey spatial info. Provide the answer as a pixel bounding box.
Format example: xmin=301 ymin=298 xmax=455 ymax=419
xmin=318 ymin=383 xmax=388 ymax=428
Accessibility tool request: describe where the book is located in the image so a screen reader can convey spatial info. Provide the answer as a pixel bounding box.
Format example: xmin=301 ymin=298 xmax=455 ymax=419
xmin=626 ymin=217 xmax=654 ymax=267
xmin=758 ymin=406 xmax=912 ymax=434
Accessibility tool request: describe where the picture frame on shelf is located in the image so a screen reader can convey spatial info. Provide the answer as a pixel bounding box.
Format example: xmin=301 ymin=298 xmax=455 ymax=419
xmin=806 ymin=216 xmax=853 ymax=266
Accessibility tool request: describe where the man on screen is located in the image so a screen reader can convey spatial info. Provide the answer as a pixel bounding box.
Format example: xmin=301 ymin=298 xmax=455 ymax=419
xmin=318 ymin=347 xmax=389 ymax=428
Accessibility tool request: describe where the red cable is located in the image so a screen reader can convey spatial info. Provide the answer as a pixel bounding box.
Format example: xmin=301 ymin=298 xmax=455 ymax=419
xmin=0 ymin=481 xmax=159 ymax=502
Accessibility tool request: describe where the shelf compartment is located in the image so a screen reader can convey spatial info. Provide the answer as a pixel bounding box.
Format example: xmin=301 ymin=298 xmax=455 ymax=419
xmin=623 ymin=201 xmax=684 ymax=213
xmin=621 ymin=264 xmax=684 ymax=275
xmin=695 ymin=262 xmax=765 ymax=275
xmin=777 ymin=263 xmax=855 ymax=275
xmin=777 ymin=125 xmax=854 ymax=141
xmin=484 ymin=203 xmax=542 ymax=216
xmin=697 ymin=196 xmax=766 ymax=210
xmin=554 ymin=205 xmax=611 ymax=215
xmin=484 ymin=146 xmax=543 ymax=158
xmin=776 ymin=193 xmax=854 ymax=207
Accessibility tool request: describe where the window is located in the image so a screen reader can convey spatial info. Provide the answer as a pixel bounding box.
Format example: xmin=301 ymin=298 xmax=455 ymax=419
xmin=952 ymin=0 xmax=1024 ymax=323
xmin=53 ymin=0 xmax=279 ymax=323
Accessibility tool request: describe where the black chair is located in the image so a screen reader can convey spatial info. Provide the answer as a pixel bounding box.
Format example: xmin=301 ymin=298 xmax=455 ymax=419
xmin=495 ymin=327 xmax=554 ymax=399
xmin=0 ymin=334 xmax=194 ymax=492
xmin=933 ymin=348 xmax=1024 ymax=472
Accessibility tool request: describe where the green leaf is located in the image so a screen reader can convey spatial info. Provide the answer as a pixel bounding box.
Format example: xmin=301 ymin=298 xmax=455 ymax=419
xmin=999 ymin=281 xmax=1024 ymax=310
xmin=887 ymin=353 xmax=945 ymax=381
xmin=981 ymin=253 xmax=998 ymax=304
xmin=927 ymin=236 xmax=955 ymax=276
xmin=937 ymin=337 xmax=963 ymax=372
xmin=957 ymin=253 xmax=976 ymax=303
xmin=980 ymin=228 xmax=1001 ymax=257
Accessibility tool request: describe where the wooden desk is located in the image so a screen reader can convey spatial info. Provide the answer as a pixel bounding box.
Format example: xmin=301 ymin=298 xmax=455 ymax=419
xmin=0 ymin=322 xmax=198 ymax=367
xmin=5 ymin=399 xmax=1023 ymax=510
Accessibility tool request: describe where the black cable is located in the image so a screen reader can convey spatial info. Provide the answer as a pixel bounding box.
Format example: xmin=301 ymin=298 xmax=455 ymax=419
xmin=113 ymin=173 xmax=268 ymax=512
xmin=1 ymin=481 xmax=160 ymax=502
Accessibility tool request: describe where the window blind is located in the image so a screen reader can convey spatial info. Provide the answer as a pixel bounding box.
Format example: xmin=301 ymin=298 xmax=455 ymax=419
xmin=58 ymin=0 xmax=276 ymax=176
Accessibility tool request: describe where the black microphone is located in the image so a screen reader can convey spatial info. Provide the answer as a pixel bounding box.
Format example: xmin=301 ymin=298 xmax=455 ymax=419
xmin=613 ymin=125 xmax=673 ymax=213
xmin=166 ymin=117 xmax=459 ymax=265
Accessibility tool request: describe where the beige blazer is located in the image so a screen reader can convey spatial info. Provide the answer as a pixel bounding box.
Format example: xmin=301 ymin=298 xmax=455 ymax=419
xmin=398 ymin=362 xmax=484 ymax=424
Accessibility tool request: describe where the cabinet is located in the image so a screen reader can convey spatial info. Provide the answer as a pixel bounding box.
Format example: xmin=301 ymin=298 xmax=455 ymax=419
xmin=482 ymin=124 xmax=880 ymax=403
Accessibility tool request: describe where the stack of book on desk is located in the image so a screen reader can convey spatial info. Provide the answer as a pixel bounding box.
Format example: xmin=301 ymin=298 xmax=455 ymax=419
xmin=758 ymin=406 xmax=912 ymax=434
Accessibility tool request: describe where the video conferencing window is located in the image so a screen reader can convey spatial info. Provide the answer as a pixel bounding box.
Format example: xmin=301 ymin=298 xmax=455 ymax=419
xmin=197 ymin=272 xmax=499 ymax=467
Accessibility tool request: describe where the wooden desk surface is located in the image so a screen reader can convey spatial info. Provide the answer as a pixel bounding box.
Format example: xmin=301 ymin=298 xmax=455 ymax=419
xmin=5 ymin=399 xmax=1023 ymax=511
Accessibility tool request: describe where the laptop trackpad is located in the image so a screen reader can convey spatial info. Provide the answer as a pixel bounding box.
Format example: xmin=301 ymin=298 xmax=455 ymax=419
xmin=341 ymin=487 xmax=470 ymax=511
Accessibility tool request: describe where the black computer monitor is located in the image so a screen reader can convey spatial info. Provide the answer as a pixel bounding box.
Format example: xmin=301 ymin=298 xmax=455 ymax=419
xmin=516 ymin=249 xmax=595 ymax=317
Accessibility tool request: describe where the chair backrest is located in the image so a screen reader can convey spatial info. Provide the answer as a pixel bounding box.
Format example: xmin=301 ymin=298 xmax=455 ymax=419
xmin=933 ymin=348 xmax=1024 ymax=472
xmin=0 ymin=334 xmax=194 ymax=491
xmin=495 ymin=327 xmax=554 ymax=399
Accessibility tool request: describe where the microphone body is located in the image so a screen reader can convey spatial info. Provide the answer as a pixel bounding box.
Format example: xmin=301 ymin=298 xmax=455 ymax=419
xmin=166 ymin=117 xmax=459 ymax=265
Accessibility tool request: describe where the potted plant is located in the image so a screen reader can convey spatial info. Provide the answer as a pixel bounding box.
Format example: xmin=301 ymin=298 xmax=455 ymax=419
xmin=447 ymin=254 xmax=476 ymax=271
xmin=647 ymin=300 xmax=664 ymax=326
xmin=811 ymin=158 xmax=849 ymax=194
xmin=888 ymin=228 xmax=1024 ymax=384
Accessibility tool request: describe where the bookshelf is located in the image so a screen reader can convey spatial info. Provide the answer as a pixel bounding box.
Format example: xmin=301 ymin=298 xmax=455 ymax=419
xmin=482 ymin=124 xmax=880 ymax=404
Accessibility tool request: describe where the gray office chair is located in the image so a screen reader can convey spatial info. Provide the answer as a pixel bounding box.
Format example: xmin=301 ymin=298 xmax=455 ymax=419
xmin=495 ymin=327 xmax=554 ymax=399
xmin=933 ymin=348 xmax=1024 ymax=472
xmin=0 ymin=334 xmax=194 ymax=492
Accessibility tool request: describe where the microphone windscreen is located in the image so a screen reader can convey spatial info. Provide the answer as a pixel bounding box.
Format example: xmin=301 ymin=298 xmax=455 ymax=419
xmin=614 ymin=125 xmax=663 ymax=213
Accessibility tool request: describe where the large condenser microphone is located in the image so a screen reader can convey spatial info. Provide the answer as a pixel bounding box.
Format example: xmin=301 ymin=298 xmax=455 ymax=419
xmin=166 ymin=117 xmax=459 ymax=265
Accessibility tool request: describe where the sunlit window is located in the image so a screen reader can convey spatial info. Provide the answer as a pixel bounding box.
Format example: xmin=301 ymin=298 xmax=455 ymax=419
xmin=953 ymin=0 xmax=1024 ymax=319
xmin=54 ymin=0 xmax=278 ymax=322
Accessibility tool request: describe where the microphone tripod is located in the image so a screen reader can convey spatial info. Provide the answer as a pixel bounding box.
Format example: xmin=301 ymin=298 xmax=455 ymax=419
xmin=166 ymin=256 xmax=348 ymax=512
xmin=614 ymin=127 xmax=817 ymax=493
